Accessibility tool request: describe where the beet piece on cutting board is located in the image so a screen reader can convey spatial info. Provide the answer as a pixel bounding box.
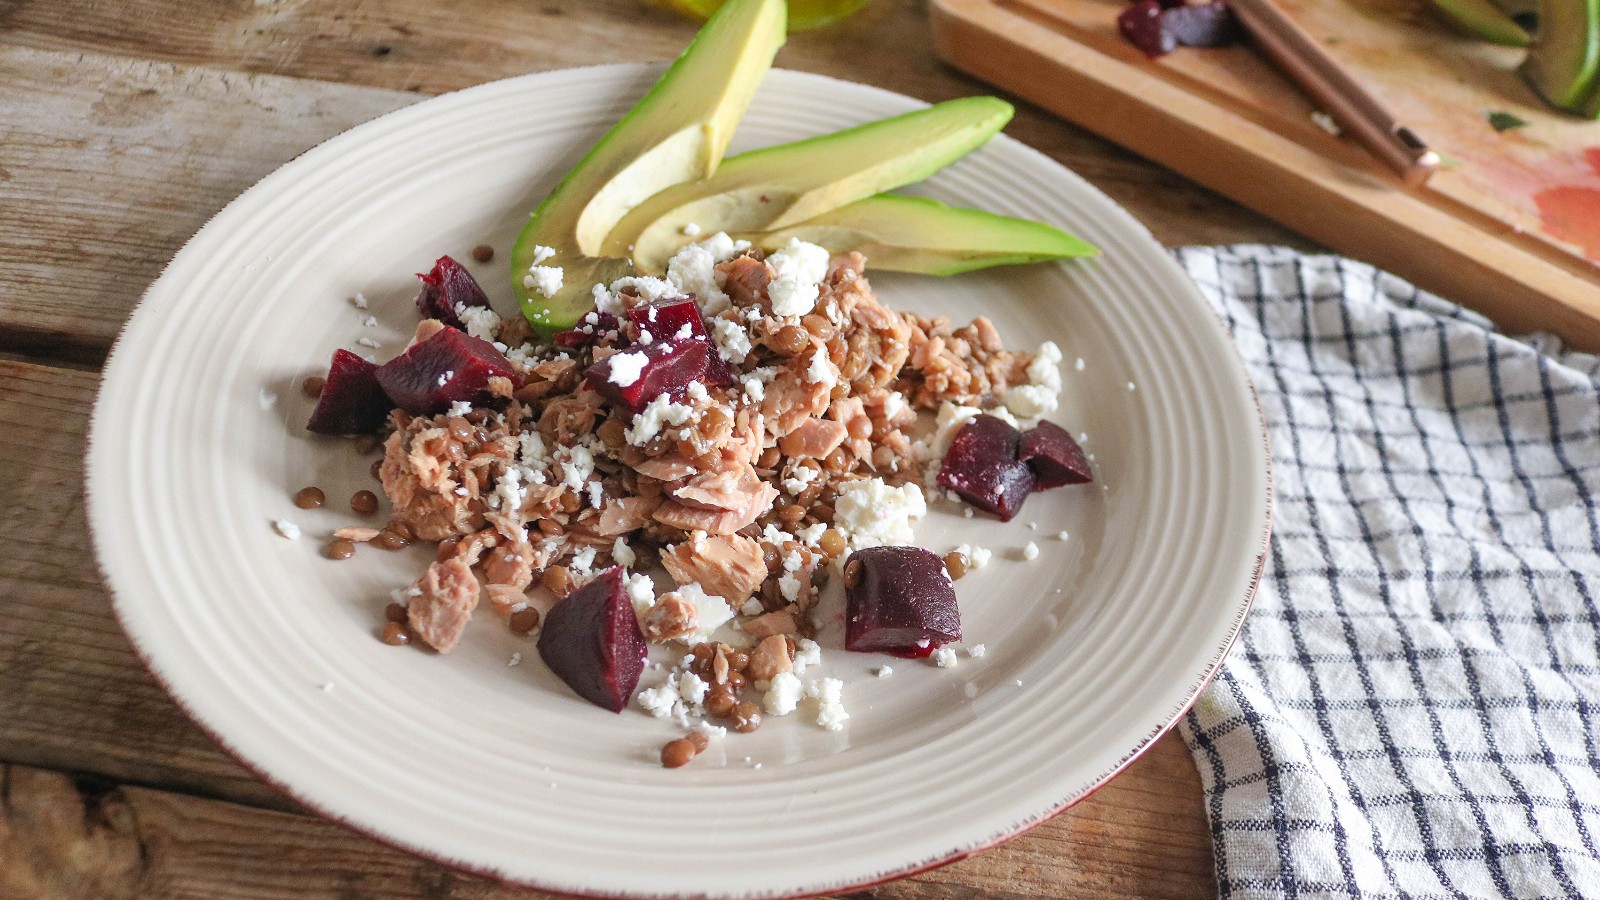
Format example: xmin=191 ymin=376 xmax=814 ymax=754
xmin=937 ymin=414 xmax=1036 ymax=521
xmin=1019 ymin=420 xmax=1094 ymax=489
xmin=373 ymin=326 xmax=520 ymax=416
xmin=414 ymin=256 xmax=491 ymax=330
xmin=537 ymin=567 xmax=648 ymax=713
xmin=844 ymin=546 xmax=962 ymax=657
xmin=306 ymin=349 xmax=392 ymax=435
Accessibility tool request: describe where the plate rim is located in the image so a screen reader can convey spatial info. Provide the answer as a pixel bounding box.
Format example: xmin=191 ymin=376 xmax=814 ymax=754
xmin=86 ymin=62 xmax=1273 ymax=898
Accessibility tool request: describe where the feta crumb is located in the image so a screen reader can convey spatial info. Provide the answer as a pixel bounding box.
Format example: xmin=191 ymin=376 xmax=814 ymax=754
xmin=874 ymin=665 xmax=894 ymax=678
xmin=792 ymin=638 xmax=822 ymax=674
xmin=624 ymin=572 xmax=656 ymax=616
xmin=953 ymin=543 xmax=991 ymax=570
xmin=766 ymin=238 xmax=831 ymax=317
xmin=530 ymin=244 xmax=557 ymax=265
xmin=625 ymin=394 xmax=696 ymax=446
xmin=446 ymin=400 xmax=473 ymax=418
xmin=1128 ymin=381 xmax=1136 ymax=391
xmin=665 ymin=235 xmax=745 ymax=311
xmin=271 ymin=519 xmax=301 ymax=540
xmin=351 ymin=292 xmax=369 ymax=309
xmin=524 ymin=265 xmax=564 ymax=298
xmin=833 ymin=479 xmax=925 ymax=550
xmin=670 ymin=583 xmax=734 ymax=644
xmin=436 ymin=370 xmax=454 ymax=387
xmin=968 ymin=644 xmax=987 ymax=658
xmin=710 ymin=317 xmax=753 ymax=364
xmin=1022 ymin=541 xmax=1040 ymax=561
xmin=607 ymin=351 xmax=648 ymax=388
xmin=361 ymin=315 xmax=378 ymax=328
xmin=258 ymin=389 xmax=277 ymax=410
xmin=764 ymin=671 xmax=804 ymax=715
xmin=456 ymin=304 xmax=501 ymax=342
xmin=613 ymin=537 xmax=636 ymax=568
xmin=806 ymin=677 xmax=849 ymax=731
xmin=320 ymin=682 xmax=334 ymax=692
xmin=356 ymin=336 xmax=381 ymax=349
xmin=681 ymin=222 xmax=703 ymax=237
xmin=1056 ymin=530 xmax=1070 ymax=541
xmin=932 ymin=647 xmax=959 ymax=668
xmin=508 ymin=652 xmax=522 ymax=667
xmin=679 ymin=671 xmax=709 ymax=706
xmin=740 ymin=597 xmax=764 ymax=616
xmin=804 ymin=346 xmax=836 ymax=387
xmin=1075 ymin=357 xmax=1085 ymax=371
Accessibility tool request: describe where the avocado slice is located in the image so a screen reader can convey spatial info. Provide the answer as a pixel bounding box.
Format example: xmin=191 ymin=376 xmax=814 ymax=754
xmin=511 ymin=0 xmax=785 ymax=334
xmin=1428 ymin=0 xmax=1530 ymax=45
xmin=1519 ymin=0 xmax=1600 ymax=110
xmin=742 ymin=195 xmax=1096 ymax=275
xmin=606 ymin=97 xmax=1015 ymax=274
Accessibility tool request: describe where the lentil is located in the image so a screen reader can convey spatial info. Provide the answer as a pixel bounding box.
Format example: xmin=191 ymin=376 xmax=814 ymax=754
xmin=541 ymin=565 xmax=572 ymax=598
xmin=471 ymin=243 xmax=495 ymax=263
xmin=705 ymin=686 xmax=738 ymax=718
xmin=819 ymin=529 xmax=847 ymax=558
xmin=732 ymin=700 xmax=762 ymax=733
xmin=384 ymin=603 xmax=409 ymax=623
xmin=509 ymin=607 xmax=542 ymax=634
xmin=944 ymin=551 xmax=969 ymax=580
xmin=324 ymin=539 xmax=356 ymax=560
xmin=660 ymin=738 xmax=698 ymax=768
xmin=844 ymin=558 xmax=862 ymax=590
xmin=771 ymin=324 xmax=809 ymax=355
xmin=293 ymin=486 xmax=325 ymax=509
xmin=302 ymin=375 xmax=326 ymax=398
xmin=372 ymin=530 xmax=411 ymax=551
xmin=351 ymin=490 xmax=380 ymax=516
xmin=370 ymin=459 xmax=384 ymax=479
xmin=381 ymin=621 xmax=411 ymax=646
xmin=685 ymin=732 xmax=710 ymax=753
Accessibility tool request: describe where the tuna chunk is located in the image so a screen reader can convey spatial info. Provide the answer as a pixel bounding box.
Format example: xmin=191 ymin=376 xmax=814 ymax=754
xmin=652 ymin=482 xmax=778 ymax=535
xmin=778 ymin=417 xmax=848 ymax=460
xmin=406 ymin=558 xmax=481 ymax=653
xmin=661 ymin=534 xmax=767 ymax=605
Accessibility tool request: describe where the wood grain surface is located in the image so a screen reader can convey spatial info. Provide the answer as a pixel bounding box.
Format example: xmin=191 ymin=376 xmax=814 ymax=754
xmin=0 ymin=1 xmax=1305 ymax=894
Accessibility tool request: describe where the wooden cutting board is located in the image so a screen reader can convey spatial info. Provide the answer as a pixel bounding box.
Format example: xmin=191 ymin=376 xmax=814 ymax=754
xmin=932 ymin=0 xmax=1600 ymax=348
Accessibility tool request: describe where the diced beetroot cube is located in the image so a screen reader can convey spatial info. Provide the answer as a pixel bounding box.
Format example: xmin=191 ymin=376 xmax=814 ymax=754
xmin=1019 ymin=421 xmax=1094 ymax=489
xmin=306 ymin=349 xmax=393 ymax=435
xmin=583 ymin=339 xmax=710 ymax=413
xmin=414 ymin=256 xmax=490 ymax=330
xmin=937 ymin=415 xmax=1036 ymax=522
xmin=373 ymin=326 xmax=520 ymax=416
xmin=1119 ymin=0 xmax=1175 ymax=57
xmin=626 ymin=297 xmax=734 ymax=387
xmin=553 ymin=311 xmax=622 ymax=349
xmin=1163 ymin=1 xmax=1238 ymax=47
xmin=537 ymin=567 xmax=647 ymax=713
xmin=844 ymin=546 xmax=961 ymax=657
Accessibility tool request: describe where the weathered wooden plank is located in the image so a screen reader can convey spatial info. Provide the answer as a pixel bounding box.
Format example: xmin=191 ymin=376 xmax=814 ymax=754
xmin=0 ymin=751 xmax=1211 ymax=899
xmin=0 ymin=44 xmax=419 ymax=359
xmin=0 ymin=359 xmax=1214 ymax=894
xmin=0 ymin=6 xmax=1311 ymax=360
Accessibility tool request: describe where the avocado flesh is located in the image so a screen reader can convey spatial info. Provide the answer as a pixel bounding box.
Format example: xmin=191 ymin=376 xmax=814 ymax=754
xmin=743 ymin=195 xmax=1096 ymax=276
xmin=1519 ymin=0 xmax=1600 ymax=110
xmin=511 ymin=0 xmax=785 ymax=334
xmin=1429 ymin=0 xmax=1530 ymax=45
xmin=606 ymin=97 xmax=1014 ymax=274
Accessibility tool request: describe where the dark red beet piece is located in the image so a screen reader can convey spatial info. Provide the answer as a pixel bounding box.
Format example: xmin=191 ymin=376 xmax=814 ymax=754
xmin=1163 ymin=1 xmax=1238 ymax=47
xmin=844 ymin=546 xmax=961 ymax=657
xmin=537 ymin=567 xmax=647 ymax=713
xmin=306 ymin=349 xmax=392 ymax=435
xmin=583 ymin=339 xmax=710 ymax=413
xmin=1019 ymin=421 xmax=1095 ymax=489
xmin=553 ymin=311 xmax=622 ymax=349
xmin=937 ymin=414 xmax=1036 ymax=522
xmin=1119 ymin=0 xmax=1175 ymax=57
xmin=626 ymin=297 xmax=734 ymax=387
xmin=414 ymin=256 xmax=490 ymax=330
xmin=373 ymin=326 xmax=520 ymax=416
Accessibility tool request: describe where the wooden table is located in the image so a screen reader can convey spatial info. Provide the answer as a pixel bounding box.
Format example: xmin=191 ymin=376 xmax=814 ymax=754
xmin=0 ymin=2 xmax=1315 ymax=895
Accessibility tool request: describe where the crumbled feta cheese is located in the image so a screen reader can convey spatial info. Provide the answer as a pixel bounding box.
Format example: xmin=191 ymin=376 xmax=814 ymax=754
xmin=954 ymin=543 xmax=991 ymax=570
xmin=508 ymin=652 xmax=522 ymax=667
xmin=806 ymin=677 xmax=849 ymax=731
xmin=321 ymin=682 xmax=335 ymax=692
xmin=1022 ymin=541 xmax=1040 ymax=561
xmin=530 ymin=244 xmax=557 ymax=265
xmin=766 ymin=238 xmax=831 ymax=317
xmin=258 ymin=389 xmax=277 ymax=410
xmin=969 ymin=644 xmax=987 ymax=658
xmin=1056 ymin=530 xmax=1070 ymax=541
xmin=670 ymin=583 xmax=734 ymax=644
xmin=594 ymin=275 xmax=674 ymax=316
xmin=740 ymin=597 xmax=764 ymax=616
xmin=625 ymin=394 xmax=696 ymax=446
xmin=681 ymin=222 xmax=703 ymax=237
xmin=524 ymin=265 xmax=563 ymax=298
xmin=491 ymin=466 xmax=526 ymax=514
xmin=874 ymin=665 xmax=894 ymax=678
xmin=351 ymin=292 xmax=369 ymax=309
xmin=1128 ymin=381 xmax=1137 ymax=391
xmin=1075 ymin=357 xmax=1085 ymax=371
xmin=613 ymin=537 xmax=636 ymax=568
xmin=778 ymin=573 xmax=802 ymax=603
xmin=679 ymin=671 xmax=709 ymax=706
xmin=624 ymin=572 xmax=656 ymax=616
xmin=356 ymin=336 xmax=381 ymax=349
xmin=932 ymin=647 xmax=959 ymax=668
xmin=446 ymin=400 xmax=473 ymax=418
xmin=436 ymin=370 xmax=453 ymax=387
xmin=764 ymin=671 xmax=803 ymax=715
xmin=792 ymin=638 xmax=822 ymax=674
xmin=636 ymin=675 xmax=685 ymax=718
xmin=793 ymin=522 xmax=827 ymax=547
xmin=456 ymin=304 xmax=501 ymax=342
xmin=834 ymin=479 xmax=926 ymax=550
xmin=664 ymin=235 xmax=748 ymax=311
xmin=804 ymin=346 xmax=837 ymax=387
xmin=607 ymin=351 xmax=648 ymax=388
xmin=361 ymin=315 xmax=378 ymax=328
xmin=587 ymin=480 xmax=604 ymax=510
xmin=1004 ymin=384 xmax=1058 ymax=419
xmin=711 ymin=317 xmax=752 ymax=364
xmin=568 ymin=546 xmax=598 ymax=579
xmin=271 ymin=519 xmax=301 ymax=540
xmin=558 ymin=444 xmax=595 ymax=493
xmin=781 ymin=463 xmax=820 ymax=496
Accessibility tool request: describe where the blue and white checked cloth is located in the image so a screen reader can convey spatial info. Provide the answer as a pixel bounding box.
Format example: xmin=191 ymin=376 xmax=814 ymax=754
xmin=1173 ymin=245 xmax=1600 ymax=899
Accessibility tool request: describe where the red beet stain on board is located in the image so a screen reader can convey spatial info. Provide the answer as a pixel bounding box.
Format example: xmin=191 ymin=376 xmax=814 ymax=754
xmin=1533 ymin=148 xmax=1600 ymax=263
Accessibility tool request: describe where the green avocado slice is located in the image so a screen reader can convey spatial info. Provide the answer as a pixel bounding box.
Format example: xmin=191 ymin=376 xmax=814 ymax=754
xmin=1428 ymin=0 xmax=1530 ymax=45
xmin=1519 ymin=0 xmax=1600 ymax=110
xmin=742 ymin=194 xmax=1096 ymax=276
xmin=511 ymin=0 xmax=785 ymax=334
xmin=606 ymin=97 xmax=1014 ymax=274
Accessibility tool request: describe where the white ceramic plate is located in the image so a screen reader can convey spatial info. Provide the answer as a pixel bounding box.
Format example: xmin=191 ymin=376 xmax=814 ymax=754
xmin=89 ymin=66 xmax=1269 ymax=897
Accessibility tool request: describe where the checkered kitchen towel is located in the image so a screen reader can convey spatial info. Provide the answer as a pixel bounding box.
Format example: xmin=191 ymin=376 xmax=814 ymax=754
xmin=1173 ymin=245 xmax=1600 ymax=899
